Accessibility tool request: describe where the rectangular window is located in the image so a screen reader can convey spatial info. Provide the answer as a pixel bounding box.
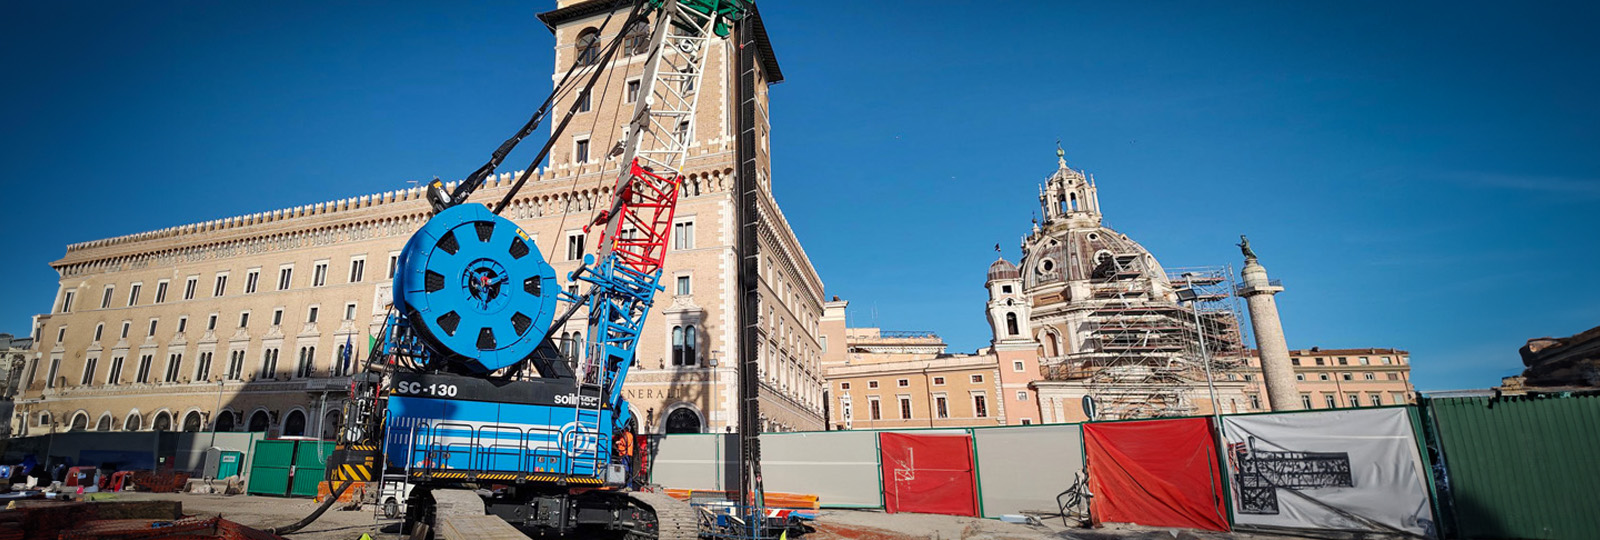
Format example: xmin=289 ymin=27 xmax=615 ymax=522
xmin=675 ymin=120 xmax=689 ymax=142
xmin=575 ymin=138 xmax=590 ymax=162
xmin=136 ymin=354 xmax=153 ymax=384
xmin=239 ymin=312 xmax=250 ymax=328
xmin=970 ymin=374 xmax=984 ymax=383
xmin=107 ymin=356 xmax=124 ymax=385
xmin=164 ymin=353 xmax=183 ymax=383
xmin=1338 ymin=357 xmax=1349 ymax=365
xmin=345 ymin=303 xmax=357 ymax=321
xmin=867 ymin=380 xmax=878 ymax=389
xmin=120 ymin=322 xmax=130 ymax=339
xmin=820 ymin=336 xmax=828 ymax=353
xmin=1318 ymin=373 xmax=1329 ymax=381
xmin=869 ymin=398 xmax=881 ymax=420
xmin=896 ymin=378 xmax=909 ymax=387
xmin=93 ymin=324 xmax=104 ymax=342
xmin=1370 ymin=394 xmax=1383 ymax=406
xmin=80 ymin=357 xmax=98 ymax=386
xmin=272 ymin=309 xmax=284 ymax=326
xmin=1296 ymin=373 xmax=1305 ymax=381
xmin=54 ymin=326 xmax=65 ymax=344
xmin=1391 ymin=392 xmax=1407 ymax=404
xmin=196 ymin=351 xmax=213 ymax=382
xmin=176 ymin=317 xmax=188 ymax=334
xmin=388 ymin=254 xmax=400 ymax=279
xmin=226 ymin=350 xmax=245 ymax=381
xmin=307 ymin=306 xmax=319 ymax=324
xmin=245 ymin=270 xmax=259 ymax=294
xmin=349 ymin=258 xmax=365 ymax=283
xmin=899 ymin=396 xmax=913 ymax=419
xmin=1387 ymin=373 xmax=1400 ymax=380
xmin=1348 ymin=394 xmax=1360 ymax=408
xmin=1314 ymin=358 xmax=1325 ymax=366
xmin=207 ymin=314 xmax=218 ymax=331
xmin=577 ymin=90 xmax=591 ymax=112
xmin=1016 ymin=391 xmax=1028 ymax=401
xmin=46 ymin=358 xmax=60 ymax=388
xmin=184 ymin=276 xmax=198 ymax=300
xmin=1249 ymin=394 xmax=1262 ymax=409
xmin=312 ymin=262 xmax=328 ymax=287
xmin=935 ymin=396 xmax=949 ymax=418
xmin=973 ymin=394 xmax=989 ymax=418
xmin=213 ymin=273 xmax=228 ymax=297
xmin=278 ymin=266 xmax=293 ymax=290
xmin=101 ymin=286 xmax=115 ymax=309
xmin=1382 ymin=356 xmax=1393 ymax=365
xmin=127 ymin=284 xmax=141 ymax=306
xmin=1324 ymin=394 xmax=1336 ymax=409
xmin=567 ymin=233 xmax=586 ymax=261
xmin=840 ymin=382 xmax=850 ymax=390
xmin=1363 ymin=372 xmax=1375 ymax=380
xmin=673 ymin=221 xmax=694 ymax=250
xmin=260 ymin=348 xmax=279 ymax=379
xmin=147 ymin=319 xmax=158 ymax=337
xmin=932 ymin=376 xmax=945 ymax=385
xmin=154 ymin=281 xmax=168 ymax=303
xmin=1359 ymin=356 xmax=1370 ymax=365
xmin=625 ymin=79 xmax=640 ymax=103
xmin=1012 ymin=360 xmax=1025 ymax=372
xmin=1291 ymin=358 xmax=1301 ymax=366
xmin=1342 ymin=373 xmax=1353 ymax=381
xmin=60 ymin=290 xmax=75 ymax=313
xmin=676 ymin=275 xmax=691 ymax=296
xmin=1301 ymin=394 xmax=1312 ymax=409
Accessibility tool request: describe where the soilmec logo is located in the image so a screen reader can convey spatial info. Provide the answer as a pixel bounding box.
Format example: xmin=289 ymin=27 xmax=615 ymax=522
xmin=560 ymin=421 xmax=600 ymax=457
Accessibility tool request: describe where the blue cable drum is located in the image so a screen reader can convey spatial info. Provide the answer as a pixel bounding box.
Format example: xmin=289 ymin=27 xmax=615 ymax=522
xmin=393 ymin=204 xmax=558 ymax=372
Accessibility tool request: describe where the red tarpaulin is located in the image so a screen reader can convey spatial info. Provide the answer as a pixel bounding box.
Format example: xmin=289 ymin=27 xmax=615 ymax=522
xmin=1084 ymin=417 xmax=1229 ymax=532
xmin=878 ymin=432 xmax=977 ymax=517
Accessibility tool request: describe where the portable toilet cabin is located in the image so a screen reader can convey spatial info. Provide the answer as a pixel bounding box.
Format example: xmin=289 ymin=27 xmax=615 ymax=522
xmin=203 ymin=447 xmax=244 ymax=480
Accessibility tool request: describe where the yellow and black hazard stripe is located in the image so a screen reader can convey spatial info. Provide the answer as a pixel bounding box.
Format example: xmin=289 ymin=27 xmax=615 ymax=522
xmin=409 ymin=470 xmax=604 ymax=485
xmin=332 ymin=463 xmax=375 ymax=482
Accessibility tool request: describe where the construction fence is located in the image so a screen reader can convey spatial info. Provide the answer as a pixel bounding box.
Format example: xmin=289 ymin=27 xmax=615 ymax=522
xmin=649 ymin=394 xmax=1600 ymax=539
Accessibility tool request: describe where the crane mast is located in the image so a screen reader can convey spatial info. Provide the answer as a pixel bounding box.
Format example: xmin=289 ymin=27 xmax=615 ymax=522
xmin=310 ymin=2 xmax=758 ymax=539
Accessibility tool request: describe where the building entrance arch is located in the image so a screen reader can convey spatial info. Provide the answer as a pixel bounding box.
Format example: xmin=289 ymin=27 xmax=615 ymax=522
xmin=664 ymin=407 xmax=702 ymax=434
xmin=283 ymin=410 xmax=306 ymax=437
xmin=248 ymin=410 xmax=271 ymax=432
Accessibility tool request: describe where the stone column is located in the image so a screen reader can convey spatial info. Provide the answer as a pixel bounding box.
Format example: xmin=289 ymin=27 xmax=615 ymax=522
xmin=1238 ymin=243 xmax=1300 ymax=411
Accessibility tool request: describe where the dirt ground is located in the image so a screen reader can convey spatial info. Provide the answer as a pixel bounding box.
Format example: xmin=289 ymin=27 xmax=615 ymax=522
xmin=104 ymin=492 xmax=1302 ymax=540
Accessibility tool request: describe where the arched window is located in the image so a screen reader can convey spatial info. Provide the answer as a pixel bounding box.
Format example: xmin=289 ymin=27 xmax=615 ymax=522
xmin=69 ymin=412 xmax=89 ymax=431
xmin=283 ymin=410 xmax=306 ymax=437
xmin=123 ymin=412 xmax=142 ymax=431
xmin=322 ymin=411 xmax=342 ymax=439
xmin=671 ymin=326 xmax=685 ymax=366
xmin=95 ymin=414 xmax=112 ymax=432
xmin=215 ymin=410 xmax=236 ymax=432
xmin=1069 ymin=193 xmax=1078 ymax=211
xmin=248 ymin=410 xmax=271 ymax=432
xmin=684 ymin=326 xmax=697 ymax=367
xmin=183 ymin=411 xmax=204 ymax=432
xmin=1005 ymin=313 xmax=1019 ymax=336
xmin=624 ymin=20 xmax=650 ymax=55
xmin=664 ymin=407 xmax=701 ymax=434
xmin=575 ymin=29 xmax=601 ymax=66
xmin=152 ymin=411 xmax=172 ymax=432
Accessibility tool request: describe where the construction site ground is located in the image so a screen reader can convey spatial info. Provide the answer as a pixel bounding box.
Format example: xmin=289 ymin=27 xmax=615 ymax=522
xmin=108 ymin=492 xmax=1305 ymax=540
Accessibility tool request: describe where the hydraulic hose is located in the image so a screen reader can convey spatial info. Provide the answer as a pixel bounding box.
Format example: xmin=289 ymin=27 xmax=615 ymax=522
xmin=266 ymin=479 xmax=355 ymax=535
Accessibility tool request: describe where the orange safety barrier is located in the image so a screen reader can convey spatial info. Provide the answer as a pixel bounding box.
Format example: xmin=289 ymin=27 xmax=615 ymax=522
xmin=663 ymin=489 xmax=820 ymax=510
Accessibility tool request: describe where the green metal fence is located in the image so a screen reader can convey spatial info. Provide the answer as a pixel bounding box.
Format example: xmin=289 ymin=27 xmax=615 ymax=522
xmin=245 ymin=439 xmax=335 ymax=497
xmin=1424 ymin=393 xmax=1600 ymax=540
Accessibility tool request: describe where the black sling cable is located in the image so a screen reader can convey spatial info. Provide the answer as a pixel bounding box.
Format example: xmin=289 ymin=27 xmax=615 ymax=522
xmin=492 ymin=0 xmax=649 ymax=215
xmin=450 ymin=0 xmax=641 ymax=208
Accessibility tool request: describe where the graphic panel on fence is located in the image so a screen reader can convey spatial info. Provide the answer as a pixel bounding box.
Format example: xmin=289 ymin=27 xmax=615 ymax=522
xmin=1084 ymin=417 xmax=1229 ymax=532
xmin=879 ymin=432 xmax=977 ymax=517
xmin=973 ymin=424 xmax=1084 ymax=518
xmin=1222 ymin=408 xmax=1432 ymax=536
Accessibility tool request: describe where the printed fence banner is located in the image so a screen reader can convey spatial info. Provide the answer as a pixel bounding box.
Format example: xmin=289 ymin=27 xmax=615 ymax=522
xmin=878 ymin=432 xmax=977 ymax=517
xmin=1222 ymin=408 xmax=1433 ymax=537
xmin=1084 ymin=417 xmax=1229 ymax=532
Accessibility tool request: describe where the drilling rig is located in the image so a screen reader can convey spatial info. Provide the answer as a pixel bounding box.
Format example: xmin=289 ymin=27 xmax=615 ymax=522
xmin=311 ymin=1 xmax=758 ymax=538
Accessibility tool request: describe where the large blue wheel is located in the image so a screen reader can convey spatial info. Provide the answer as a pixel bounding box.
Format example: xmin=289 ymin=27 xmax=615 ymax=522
xmin=394 ymin=204 xmax=558 ymax=372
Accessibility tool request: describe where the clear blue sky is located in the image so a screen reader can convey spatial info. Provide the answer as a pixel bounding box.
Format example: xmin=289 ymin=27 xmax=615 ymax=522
xmin=3 ymin=2 xmax=1596 ymax=391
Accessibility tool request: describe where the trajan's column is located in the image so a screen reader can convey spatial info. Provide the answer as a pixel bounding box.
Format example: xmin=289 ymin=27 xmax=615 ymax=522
xmin=1237 ymin=236 xmax=1301 ymax=410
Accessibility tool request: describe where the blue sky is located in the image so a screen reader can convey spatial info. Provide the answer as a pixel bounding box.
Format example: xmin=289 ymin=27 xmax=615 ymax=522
xmin=2 ymin=2 xmax=1596 ymax=391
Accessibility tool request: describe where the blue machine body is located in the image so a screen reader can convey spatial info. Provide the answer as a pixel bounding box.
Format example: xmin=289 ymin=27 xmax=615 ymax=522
xmin=394 ymin=204 xmax=559 ymax=373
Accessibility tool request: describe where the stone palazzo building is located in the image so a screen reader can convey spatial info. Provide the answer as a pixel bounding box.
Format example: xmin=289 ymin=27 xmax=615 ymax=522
xmin=12 ymin=0 xmax=826 ymax=438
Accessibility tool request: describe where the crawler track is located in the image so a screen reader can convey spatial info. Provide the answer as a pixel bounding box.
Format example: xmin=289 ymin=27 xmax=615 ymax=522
xmin=626 ymin=491 xmax=698 ymax=540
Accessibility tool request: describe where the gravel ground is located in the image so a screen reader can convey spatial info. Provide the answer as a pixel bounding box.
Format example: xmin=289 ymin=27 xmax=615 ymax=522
xmin=98 ymin=493 xmax=1305 ymax=540
xmin=110 ymin=491 xmax=389 ymax=540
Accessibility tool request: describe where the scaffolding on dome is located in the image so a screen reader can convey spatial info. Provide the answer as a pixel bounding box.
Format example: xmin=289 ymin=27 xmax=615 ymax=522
xmin=1064 ymin=262 xmax=1249 ymax=421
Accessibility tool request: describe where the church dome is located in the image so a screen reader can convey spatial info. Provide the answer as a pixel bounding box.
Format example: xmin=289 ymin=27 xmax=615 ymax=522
xmin=987 ymin=257 xmax=1019 ymax=282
